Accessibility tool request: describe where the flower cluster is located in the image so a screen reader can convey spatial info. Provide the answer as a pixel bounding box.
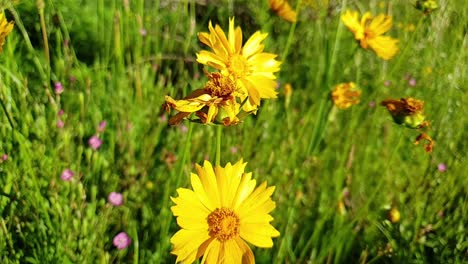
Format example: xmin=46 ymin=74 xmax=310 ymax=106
xmin=167 ymin=18 xmax=282 ymax=263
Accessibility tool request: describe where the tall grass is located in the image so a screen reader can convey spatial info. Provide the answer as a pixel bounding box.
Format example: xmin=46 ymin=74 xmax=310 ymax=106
xmin=0 ymin=0 xmax=466 ymax=263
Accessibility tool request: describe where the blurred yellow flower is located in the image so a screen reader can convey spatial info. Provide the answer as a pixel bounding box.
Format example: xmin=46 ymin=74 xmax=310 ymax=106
xmin=170 ymin=160 xmax=280 ymax=264
xmin=381 ymin=98 xmax=429 ymax=129
xmin=269 ymin=0 xmax=297 ymax=23
xmin=197 ymin=18 xmax=281 ymax=111
xmin=164 ymin=72 xmax=241 ymax=126
xmin=341 ymin=10 xmax=399 ymax=60
xmin=331 ymin=82 xmax=361 ymax=109
xmin=283 ymin=83 xmax=293 ymax=108
xmin=388 ymin=207 xmax=401 ymax=223
xmin=0 ymin=13 xmax=14 ymax=53
xmin=415 ymin=0 xmax=438 ymax=14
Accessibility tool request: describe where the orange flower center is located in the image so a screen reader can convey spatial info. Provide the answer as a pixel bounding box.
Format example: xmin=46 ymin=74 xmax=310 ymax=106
xmin=204 ymin=73 xmax=236 ymax=98
xmin=227 ymin=54 xmax=250 ymax=79
xmin=207 ymin=207 xmax=240 ymax=242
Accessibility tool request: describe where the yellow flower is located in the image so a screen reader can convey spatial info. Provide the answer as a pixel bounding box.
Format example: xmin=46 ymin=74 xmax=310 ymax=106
xmin=331 ymin=82 xmax=361 ymax=109
xmin=388 ymin=207 xmax=401 ymax=223
xmin=0 ymin=13 xmax=14 ymax=53
xmin=415 ymin=0 xmax=438 ymax=14
xmin=381 ymin=98 xmax=429 ymax=129
xmin=164 ymin=72 xmax=241 ymax=126
xmin=341 ymin=10 xmax=399 ymax=60
xmin=269 ymin=0 xmax=297 ymax=23
xmin=170 ymin=160 xmax=280 ymax=264
xmin=196 ymin=18 xmax=281 ymax=111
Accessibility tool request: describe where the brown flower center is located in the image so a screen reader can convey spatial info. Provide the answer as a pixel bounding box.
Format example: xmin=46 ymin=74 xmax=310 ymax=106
xmin=204 ymin=73 xmax=236 ymax=98
xmin=227 ymin=54 xmax=250 ymax=79
xmin=207 ymin=207 xmax=240 ymax=242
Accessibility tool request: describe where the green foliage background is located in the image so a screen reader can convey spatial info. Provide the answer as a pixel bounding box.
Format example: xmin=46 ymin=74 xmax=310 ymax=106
xmin=0 ymin=0 xmax=466 ymax=263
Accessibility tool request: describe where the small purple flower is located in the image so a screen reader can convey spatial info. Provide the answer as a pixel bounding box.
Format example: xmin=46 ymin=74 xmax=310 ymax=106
xmin=158 ymin=114 xmax=168 ymax=123
xmin=368 ymin=101 xmax=376 ymax=108
xmin=88 ymin=135 xmax=102 ymax=150
xmin=139 ymin=28 xmax=147 ymax=36
xmin=61 ymin=169 xmax=74 ymax=181
xmin=179 ymin=124 xmax=188 ymax=134
xmin=384 ymin=80 xmax=392 ymax=87
xmin=113 ymin=232 xmax=131 ymax=250
xmin=54 ymin=82 xmax=64 ymax=94
xmin=58 ymin=109 xmax=64 ymax=116
xmin=437 ymin=163 xmax=447 ymax=172
xmin=1 ymin=154 xmax=8 ymax=161
xmin=230 ymin=146 xmax=238 ymax=154
xmin=408 ymin=78 xmax=417 ymax=87
xmin=108 ymin=192 xmax=124 ymax=206
xmin=57 ymin=120 xmax=64 ymax=128
xmin=98 ymin=120 xmax=107 ymax=132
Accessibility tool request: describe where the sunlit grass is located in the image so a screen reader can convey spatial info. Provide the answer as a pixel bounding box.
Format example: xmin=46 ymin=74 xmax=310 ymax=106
xmin=0 ymin=0 xmax=466 ymax=263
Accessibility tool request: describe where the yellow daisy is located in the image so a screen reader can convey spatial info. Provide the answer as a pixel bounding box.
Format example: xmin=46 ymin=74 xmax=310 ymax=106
xmin=0 ymin=13 xmax=14 ymax=53
xmin=381 ymin=97 xmax=429 ymax=129
xmin=341 ymin=10 xmax=399 ymax=60
xmin=196 ymin=18 xmax=281 ymax=110
xmin=170 ymin=160 xmax=280 ymax=264
xmin=164 ymin=72 xmax=241 ymax=126
xmin=269 ymin=0 xmax=297 ymax=23
xmin=331 ymin=82 xmax=361 ymax=109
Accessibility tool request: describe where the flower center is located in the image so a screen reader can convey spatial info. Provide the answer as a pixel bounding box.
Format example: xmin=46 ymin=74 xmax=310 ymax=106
xmin=207 ymin=207 xmax=240 ymax=242
xmin=204 ymin=73 xmax=236 ymax=98
xmin=227 ymin=54 xmax=250 ymax=79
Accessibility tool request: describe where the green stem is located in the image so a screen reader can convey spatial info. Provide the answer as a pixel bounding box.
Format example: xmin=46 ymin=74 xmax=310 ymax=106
xmin=389 ymin=16 xmax=425 ymax=76
xmin=305 ymin=1 xmax=347 ymax=156
xmin=175 ymin=122 xmax=194 ymax=187
xmin=215 ymin=125 xmax=222 ymax=166
xmin=0 ymin=98 xmax=15 ymax=129
xmin=281 ymin=0 xmax=301 ymax=61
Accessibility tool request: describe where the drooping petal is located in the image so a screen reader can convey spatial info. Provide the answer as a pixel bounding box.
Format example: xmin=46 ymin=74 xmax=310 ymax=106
xmin=367 ymin=35 xmax=399 ymax=60
xmin=171 ymin=229 xmax=211 ymax=264
xmin=234 ymin=237 xmax=255 ymax=264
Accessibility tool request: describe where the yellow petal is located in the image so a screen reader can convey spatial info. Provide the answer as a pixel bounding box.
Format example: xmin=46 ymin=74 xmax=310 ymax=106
xmin=190 ymin=173 xmax=216 ymax=212
xmin=171 ymin=229 xmax=211 ymax=264
xmin=369 ymin=14 xmax=392 ymax=36
xmin=171 ymin=188 xmax=211 ymax=217
xmin=232 ymin=172 xmax=256 ymax=210
xmin=240 ymin=223 xmax=280 ymax=248
xmin=248 ymin=53 xmax=281 ymax=76
xmin=242 ymin=31 xmax=267 ymax=58
xmin=201 ymin=239 xmax=221 ymax=264
xmin=221 ymin=239 xmax=244 ymax=263
xmin=196 ymin=50 xmax=227 ymax=70
xmin=368 ymin=35 xmax=399 ymax=60
xmin=196 ymin=161 xmax=221 ymax=208
xmin=234 ymin=237 xmax=255 ymax=264
xmin=165 ymin=96 xmax=205 ymax=113
xmin=245 ymin=75 xmax=278 ymax=99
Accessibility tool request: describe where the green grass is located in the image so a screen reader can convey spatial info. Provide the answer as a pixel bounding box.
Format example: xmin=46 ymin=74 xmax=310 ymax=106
xmin=0 ymin=0 xmax=466 ymax=263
